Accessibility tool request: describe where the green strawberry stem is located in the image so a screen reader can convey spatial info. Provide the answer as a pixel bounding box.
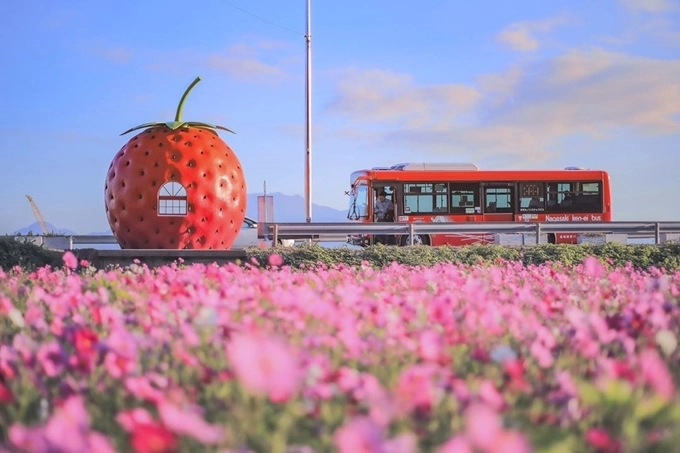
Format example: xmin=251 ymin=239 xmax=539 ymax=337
xmin=175 ymin=76 xmax=201 ymax=123
xmin=120 ymin=76 xmax=235 ymax=136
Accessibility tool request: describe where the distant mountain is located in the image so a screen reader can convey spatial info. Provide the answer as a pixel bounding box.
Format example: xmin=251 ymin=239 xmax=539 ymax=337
xmin=246 ymin=192 xmax=347 ymax=222
xmin=13 ymin=222 xmax=78 ymax=236
xmin=88 ymin=229 xmax=113 ymax=235
xmin=9 ymin=193 xmax=346 ymax=237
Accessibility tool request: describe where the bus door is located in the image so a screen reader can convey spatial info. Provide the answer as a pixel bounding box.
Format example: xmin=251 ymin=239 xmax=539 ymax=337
xmin=371 ymin=183 xmax=397 ymax=245
xmin=483 ymin=183 xmax=515 ymax=220
xmin=371 ymin=184 xmax=396 ymax=222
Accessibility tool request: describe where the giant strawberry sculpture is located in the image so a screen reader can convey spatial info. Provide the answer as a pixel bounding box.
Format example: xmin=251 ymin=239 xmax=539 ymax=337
xmin=105 ymin=77 xmax=247 ymax=249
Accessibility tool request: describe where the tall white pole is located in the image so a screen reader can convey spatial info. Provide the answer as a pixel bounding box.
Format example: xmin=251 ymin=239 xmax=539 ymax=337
xmin=304 ymin=0 xmax=312 ymax=223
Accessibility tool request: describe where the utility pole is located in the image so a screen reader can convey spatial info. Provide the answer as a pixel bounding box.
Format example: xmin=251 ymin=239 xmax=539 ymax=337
xmin=304 ymin=0 xmax=312 ymax=223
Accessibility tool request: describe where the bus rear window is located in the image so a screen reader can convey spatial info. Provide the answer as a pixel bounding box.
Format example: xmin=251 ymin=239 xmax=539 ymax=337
xmin=546 ymin=182 xmax=602 ymax=212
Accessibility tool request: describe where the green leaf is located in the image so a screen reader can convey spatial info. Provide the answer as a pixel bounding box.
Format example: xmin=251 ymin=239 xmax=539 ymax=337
xmin=577 ymin=381 xmax=601 ymax=407
xmin=634 ymin=395 xmax=668 ymax=421
xmin=537 ymin=435 xmax=579 ymax=453
xmin=601 ymin=379 xmax=633 ymax=405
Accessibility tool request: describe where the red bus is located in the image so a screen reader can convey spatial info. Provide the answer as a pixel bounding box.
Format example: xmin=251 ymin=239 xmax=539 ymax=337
xmin=346 ymin=162 xmax=612 ymax=246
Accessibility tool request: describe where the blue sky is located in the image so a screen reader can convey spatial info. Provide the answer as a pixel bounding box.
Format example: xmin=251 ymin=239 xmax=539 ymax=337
xmin=1 ymin=0 xmax=679 ymax=234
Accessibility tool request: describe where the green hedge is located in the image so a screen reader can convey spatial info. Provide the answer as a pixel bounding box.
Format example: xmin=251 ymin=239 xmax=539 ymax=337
xmin=0 ymin=237 xmax=63 ymax=271
xmin=2 ymin=238 xmax=680 ymax=272
xmin=248 ymin=242 xmax=680 ymax=271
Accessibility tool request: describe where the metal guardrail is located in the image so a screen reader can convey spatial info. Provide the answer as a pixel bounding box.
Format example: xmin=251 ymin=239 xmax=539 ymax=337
xmin=70 ymin=235 xmax=119 ymax=246
xmin=265 ymin=221 xmax=680 ymax=245
xmin=7 ymin=221 xmax=680 ymax=249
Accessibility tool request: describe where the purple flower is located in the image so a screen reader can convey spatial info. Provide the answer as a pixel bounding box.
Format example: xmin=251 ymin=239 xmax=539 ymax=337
xmin=36 ymin=341 xmax=66 ymax=378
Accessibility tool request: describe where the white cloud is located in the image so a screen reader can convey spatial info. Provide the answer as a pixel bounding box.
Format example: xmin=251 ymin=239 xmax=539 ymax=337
xmin=498 ymin=26 xmax=539 ymax=52
xmin=81 ymin=36 xmax=297 ymax=82
xmin=546 ymin=48 xmax=616 ymax=85
xmin=325 ymin=49 xmax=680 ymax=163
xmin=206 ymin=55 xmax=284 ymax=81
xmin=619 ymin=0 xmax=676 ymax=13
xmin=79 ymin=43 xmax=133 ymax=65
xmin=497 ymin=15 xmax=571 ymax=52
xmin=598 ymin=16 xmax=680 ymax=47
xmin=328 ymin=69 xmax=481 ymax=130
xmin=206 ymin=40 xmax=295 ymax=82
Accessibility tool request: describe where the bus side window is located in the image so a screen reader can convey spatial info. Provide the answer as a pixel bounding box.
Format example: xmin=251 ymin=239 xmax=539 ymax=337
xmin=450 ymin=184 xmax=479 ymax=214
xmin=546 ymin=182 xmax=571 ymax=212
xmin=560 ymin=194 xmax=574 ymax=207
xmin=484 ymin=186 xmax=513 ymax=213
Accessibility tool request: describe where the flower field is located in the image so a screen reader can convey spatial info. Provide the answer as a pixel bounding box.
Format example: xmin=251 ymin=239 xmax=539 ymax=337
xmin=1 ymin=252 xmax=679 ymax=452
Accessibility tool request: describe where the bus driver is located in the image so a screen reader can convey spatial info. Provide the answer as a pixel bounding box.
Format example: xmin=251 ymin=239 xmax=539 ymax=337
xmin=375 ymin=190 xmax=394 ymax=222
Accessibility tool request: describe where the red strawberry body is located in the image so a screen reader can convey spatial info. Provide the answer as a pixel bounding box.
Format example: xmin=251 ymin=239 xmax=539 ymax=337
xmin=105 ymin=77 xmax=246 ymax=249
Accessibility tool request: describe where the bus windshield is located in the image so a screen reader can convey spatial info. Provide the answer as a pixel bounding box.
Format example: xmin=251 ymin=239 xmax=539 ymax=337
xmin=347 ymin=183 xmax=369 ymax=220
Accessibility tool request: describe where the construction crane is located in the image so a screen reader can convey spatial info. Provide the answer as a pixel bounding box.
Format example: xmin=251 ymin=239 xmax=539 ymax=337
xmin=25 ymin=195 xmax=50 ymax=234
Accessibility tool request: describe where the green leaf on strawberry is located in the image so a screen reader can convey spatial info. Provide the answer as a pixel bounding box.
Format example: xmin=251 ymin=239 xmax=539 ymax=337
xmin=119 ymin=76 xmax=235 ymax=136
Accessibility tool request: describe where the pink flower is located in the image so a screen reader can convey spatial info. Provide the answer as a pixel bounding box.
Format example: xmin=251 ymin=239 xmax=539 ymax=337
xmin=504 ymin=359 xmax=531 ymax=392
xmin=157 ymin=401 xmax=224 ymax=444
xmin=529 ymin=340 xmax=554 ymax=368
xmin=0 ymin=345 xmax=18 ymax=380
xmin=12 ymin=334 xmax=36 ymax=365
xmin=437 ymin=435 xmax=472 ymax=453
xmin=73 ymin=328 xmax=99 ymax=355
xmin=42 ymin=395 xmax=91 ymax=451
xmin=117 ymin=408 xmax=155 ymax=432
xmin=62 ymin=251 xmax=78 ymax=270
xmin=268 ymin=254 xmax=284 ymax=267
xmin=639 ymin=348 xmax=675 ymax=401
xmin=0 ymin=381 xmax=14 ymax=404
xmin=478 ymin=380 xmax=506 ymax=411
xmin=335 ymin=367 xmax=361 ymax=392
xmin=125 ymin=376 xmax=165 ymax=404
xmin=359 ymin=374 xmax=396 ymax=428
xmin=85 ymin=432 xmax=117 ymax=453
xmin=333 ymin=416 xmax=386 ymax=453
xmin=583 ymin=256 xmax=604 ymax=278
xmin=394 ymin=364 xmax=440 ymax=414
xmin=489 ymin=431 xmax=533 ymax=453
xmin=8 ymin=424 xmax=49 ymax=453
xmin=103 ymin=329 xmax=139 ymax=379
xmin=227 ymin=332 xmax=301 ymax=402
xmin=384 ymin=432 xmax=418 ymax=453
xmin=418 ymin=330 xmax=442 ymax=362
xmin=9 ymin=395 xmax=120 ymax=453
xmin=118 ymin=408 xmax=177 ymax=453
xmin=585 ymin=428 xmax=620 ymax=453
xmin=555 ymin=370 xmax=578 ymax=397
xmin=131 ymin=422 xmax=178 ymax=453
xmin=451 ymin=379 xmax=471 ymax=404
xmin=465 ymin=403 xmax=501 ymax=451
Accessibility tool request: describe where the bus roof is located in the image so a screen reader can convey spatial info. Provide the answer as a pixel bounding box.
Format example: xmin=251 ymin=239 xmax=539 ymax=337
xmin=350 ymin=163 xmax=609 ymax=184
xmin=378 ymin=162 xmax=480 ymax=171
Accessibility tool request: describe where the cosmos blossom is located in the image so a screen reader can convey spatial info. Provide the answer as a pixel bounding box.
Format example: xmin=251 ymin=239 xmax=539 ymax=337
xmin=227 ymin=331 xmax=301 ymax=402
xmin=1 ymin=251 xmax=679 ymax=452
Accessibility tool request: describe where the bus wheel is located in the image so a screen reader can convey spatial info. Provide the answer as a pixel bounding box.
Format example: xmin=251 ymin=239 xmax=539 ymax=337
xmin=401 ymin=234 xmax=429 ymax=246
